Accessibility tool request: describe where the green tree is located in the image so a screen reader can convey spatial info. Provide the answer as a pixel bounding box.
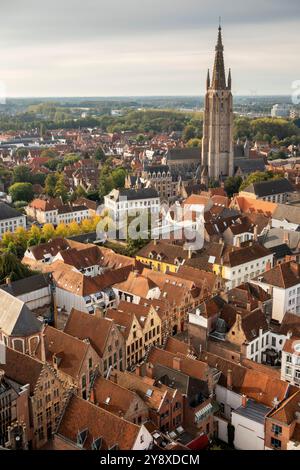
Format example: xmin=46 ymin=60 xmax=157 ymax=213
xmin=45 ymin=173 xmax=59 ymax=197
xmin=40 ymin=148 xmax=58 ymax=159
xmin=183 ymin=125 xmax=196 ymax=141
xmin=0 ymin=252 xmax=35 ymax=283
xmin=75 ymin=185 xmax=87 ymax=198
xmin=28 ymin=225 xmax=41 ymax=246
xmin=95 ymin=146 xmax=106 ymax=162
xmin=42 ymin=223 xmax=55 ymax=241
xmin=187 ymin=138 xmax=201 ymax=148
xmin=13 ymin=165 xmax=32 ymax=183
xmin=9 ymin=182 xmax=34 ymax=202
xmin=234 ymin=117 xmax=252 ymax=139
xmin=239 ymin=171 xmax=280 ymax=191
xmin=55 ymin=174 xmax=68 ymax=202
xmin=16 ymin=148 xmax=29 ymax=159
xmin=224 ymin=176 xmax=243 ymax=197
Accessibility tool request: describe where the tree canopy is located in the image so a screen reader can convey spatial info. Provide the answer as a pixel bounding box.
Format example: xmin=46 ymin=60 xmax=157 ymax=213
xmin=9 ymin=182 xmax=34 ymax=202
xmin=0 ymin=251 xmax=35 ymax=283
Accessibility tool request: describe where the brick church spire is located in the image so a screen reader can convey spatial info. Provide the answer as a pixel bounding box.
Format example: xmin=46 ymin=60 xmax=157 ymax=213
xmin=201 ymin=24 xmax=234 ymax=183
xmin=211 ymin=25 xmax=227 ymax=90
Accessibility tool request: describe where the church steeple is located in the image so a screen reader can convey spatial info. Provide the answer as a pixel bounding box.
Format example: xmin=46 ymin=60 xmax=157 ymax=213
xmin=201 ymin=23 xmax=234 ymax=182
xmin=227 ymin=68 xmax=232 ymax=90
xmin=211 ymin=25 xmax=226 ymax=90
xmin=206 ymin=69 xmax=210 ymax=90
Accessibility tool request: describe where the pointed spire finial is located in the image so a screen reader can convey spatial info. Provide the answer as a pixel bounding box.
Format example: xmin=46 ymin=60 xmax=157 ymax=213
xmin=206 ymin=69 xmax=210 ymax=90
xmin=211 ymin=23 xmax=226 ymax=89
xmin=228 ymin=67 xmax=232 ymax=90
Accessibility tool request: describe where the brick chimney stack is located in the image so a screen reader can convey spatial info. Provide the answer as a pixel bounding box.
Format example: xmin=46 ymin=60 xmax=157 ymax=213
xmin=173 ymin=357 xmax=182 ymax=371
xmin=227 ymin=369 xmax=233 ymax=390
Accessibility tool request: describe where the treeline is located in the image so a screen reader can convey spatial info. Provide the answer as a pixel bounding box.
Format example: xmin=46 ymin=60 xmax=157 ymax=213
xmin=234 ymin=117 xmax=300 ymax=144
xmin=1 ymin=109 xmax=300 ymax=146
xmin=1 ymin=216 xmax=101 ymax=258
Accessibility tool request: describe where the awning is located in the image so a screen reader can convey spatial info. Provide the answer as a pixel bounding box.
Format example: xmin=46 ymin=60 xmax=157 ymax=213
xmin=187 ymin=434 xmax=209 ymax=451
xmin=195 ymin=403 xmax=213 ymax=423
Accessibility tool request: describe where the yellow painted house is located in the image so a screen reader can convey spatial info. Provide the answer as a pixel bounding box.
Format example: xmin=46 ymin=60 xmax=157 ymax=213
xmin=136 ymin=240 xmax=192 ymax=274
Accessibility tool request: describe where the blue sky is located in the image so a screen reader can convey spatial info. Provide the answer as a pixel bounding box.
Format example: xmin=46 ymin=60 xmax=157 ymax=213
xmin=0 ymin=0 xmax=299 ymax=96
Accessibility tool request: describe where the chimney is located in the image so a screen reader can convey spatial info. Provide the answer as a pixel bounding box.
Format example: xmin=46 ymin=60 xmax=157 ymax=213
xmin=6 ymin=277 xmax=11 ymax=286
xmin=89 ymin=386 xmax=95 ymax=404
xmin=283 ymin=231 xmax=290 ymax=247
xmin=109 ymin=370 xmax=118 ymax=384
xmin=146 ymin=362 xmax=154 ymax=378
xmin=227 ymin=369 xmax=233 ymax=390
xmin=236 ymin=314 xmax=242 ymax=331
xmin=188 ymin=247 xmax=193 ymax=260
xmin=253 ymin=225 xmax=258 ymax=242
xmin=135 ymin=364 xmax=142 ymax=377
xmin=266 ymin=260 xmax=272 ymax=272
xmin=52 ymin=353 xmax=58 ymax=370
xmin=39 ymin=330 xmax=46 ymax=363
xmin=94 ymin=308 xmax=104 ymax=319
xmin=287 ymin=330 xmax=293 ymax=340
xmin=173 ymin=357 xmax=181 ymax=371
xmin=242 ymin=394 xmax=248 ymax=408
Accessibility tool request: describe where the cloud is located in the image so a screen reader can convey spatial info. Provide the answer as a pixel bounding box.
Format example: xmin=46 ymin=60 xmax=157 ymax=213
xmin=0 ymin=0 xmax=299 ymax=96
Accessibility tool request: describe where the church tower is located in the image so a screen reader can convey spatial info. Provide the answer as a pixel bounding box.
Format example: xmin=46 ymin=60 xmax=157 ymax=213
xmin=201 ymin=25 xmax=234 ymax=184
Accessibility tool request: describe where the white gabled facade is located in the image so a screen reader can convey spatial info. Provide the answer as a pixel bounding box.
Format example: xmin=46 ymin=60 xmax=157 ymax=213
xmin=104 ymin=189 xmax=160 ymax=222
xmin=132 ymin=425 xmax=153 ymax=450
xmin=281 ymin=339 xmax=300 ymax=386
xmin=215 ymin=253 xmax=274 ymax=291
xmin=252 ymin=280 xmax=300 ymax=323
xmin=54 ymin=286 xmax=117 ymax=315
xmin=0 ymin=214 xmax=26 ymax=237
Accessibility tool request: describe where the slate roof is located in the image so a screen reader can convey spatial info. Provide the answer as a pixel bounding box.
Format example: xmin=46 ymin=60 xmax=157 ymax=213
xmin=0 ymin=273 xmax=50 ymax=297
xmin=272 ymin=204 xmax=300 ymax=225
xmin=233 ymin=399 xmax=271 ymax=424
xmin=0 ymin=289 xmax=43 ymax=336
xmin=107 ymin=188 xmax=158 ymax=202
xmin=260 ymin=228 xmax=300 ymax=251
xmin=234 ymin=158 xmax=265 ymax=174
xmin=0 ymin=202 xmax=24 ymax=221
xmin=167 ymin=148 xmax=201 ymax=162
xmin=242 ymin=178 xmax=294 ymax=197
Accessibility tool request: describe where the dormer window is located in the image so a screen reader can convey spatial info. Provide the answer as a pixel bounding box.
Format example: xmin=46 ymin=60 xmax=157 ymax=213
xmin=77 ymin=428 xmax=88 ymax=447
